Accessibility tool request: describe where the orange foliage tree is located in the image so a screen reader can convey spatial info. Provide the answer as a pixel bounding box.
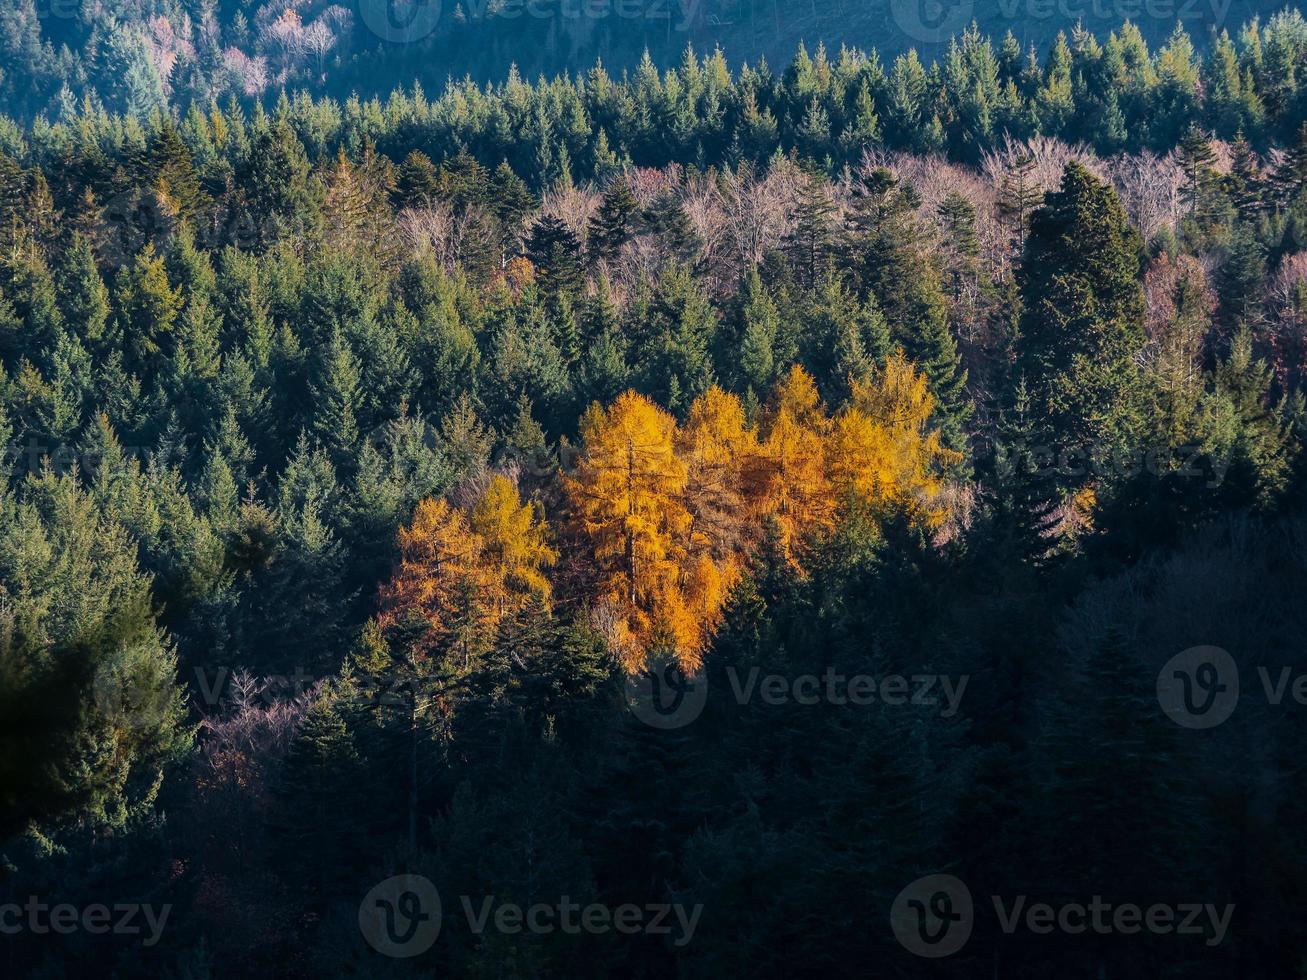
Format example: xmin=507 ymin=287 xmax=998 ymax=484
xmin=558 ymin=358 xmax=961 ymax=673
xmin=379 ymin=476 xmax=555 ymax=665
xmin=469 ymin=473 xmax=558 ymax=617
xmin=830 ymin=352 xmax=962 ymax=527
xmin=748 ymin=365 xmax=837 ymax=560
xmin=677 ymin=386 xmax=756 ymax=650
xmin=565 ymin=391 xmax=695 ymax=671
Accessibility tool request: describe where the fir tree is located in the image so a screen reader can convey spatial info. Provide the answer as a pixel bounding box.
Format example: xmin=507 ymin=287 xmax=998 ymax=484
xmin=587 ymin=177 xmax=639 ymax=267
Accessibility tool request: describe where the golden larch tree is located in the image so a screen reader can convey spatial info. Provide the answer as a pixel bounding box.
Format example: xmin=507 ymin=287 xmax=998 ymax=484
xmin=468 ymin=473 xmax=557 ymax=617
xmin=748 ymin=365 xmax=836 ymax=559
xmin=676 ymin=386 xmax=757 ymax=657
xmin=829 ymin=351 xmax=962 ymax=527
xmin=566 ymin=391 xmax=696 ymax=671
xmin=378 ymin=497 xmax=497 ymax=661
xmin=678 ymin=386 xmax=756 ymax=562
xmin=379 ymin=477 xmax=558 ymax=664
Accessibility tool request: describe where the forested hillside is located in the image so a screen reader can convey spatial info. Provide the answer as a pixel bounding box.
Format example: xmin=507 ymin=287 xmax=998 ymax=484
xmin=0 ymin=0 xmax=1294 ymax=130
xmin=1 ymin=15 xmax=1306 ymax=979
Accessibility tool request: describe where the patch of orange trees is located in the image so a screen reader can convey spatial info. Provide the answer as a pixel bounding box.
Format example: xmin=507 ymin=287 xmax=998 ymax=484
xmin=378 ymin=473 xmax=555 ymax=664
xmin=379 ymin=355 xmax=959 ymax=674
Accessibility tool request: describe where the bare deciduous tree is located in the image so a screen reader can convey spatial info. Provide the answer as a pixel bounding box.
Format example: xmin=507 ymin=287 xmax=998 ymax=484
xmin=1107 ymin=150 xmax=1186 ymax=245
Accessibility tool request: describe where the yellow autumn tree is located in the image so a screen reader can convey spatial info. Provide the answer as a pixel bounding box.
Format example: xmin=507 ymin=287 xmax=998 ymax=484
xmin=469 ymin=473 xmax=557 ymax=617
xmin=379 ymin=477 xmax=557 ymax=664
xmin=378 ymin=497 xmax=496 ymax=663
xmin=829 ymin=351 xmax=962 ymax=527
xmin=679 ymin=386 xmax=756 ymax=562
xmin=676 ymin=386 xmax=757 ymax=656
xmin=748 ymin=365 xmax=836 ymax=559
xmin=566 ymin=391 xmax=698 ymax=671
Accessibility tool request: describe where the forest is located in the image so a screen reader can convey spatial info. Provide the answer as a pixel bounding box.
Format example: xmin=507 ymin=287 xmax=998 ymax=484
xmin=0 ymin=11 xmax=1306 ymax=979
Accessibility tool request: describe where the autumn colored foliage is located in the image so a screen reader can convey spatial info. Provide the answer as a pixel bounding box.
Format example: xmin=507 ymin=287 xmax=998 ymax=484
xmin=379 ymin=475 xmax=556 ymax=662
xmin=377 ymin=357 xmax=958 ymax=674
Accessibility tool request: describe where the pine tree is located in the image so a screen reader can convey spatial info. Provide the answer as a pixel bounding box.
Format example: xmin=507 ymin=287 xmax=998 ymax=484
xmin=488 ymin=161 xmax=537 ymax=263
xmin=395 ymin=150 xmax=441 ymax=208
xmin=736 ymin=268 xmax=780 ymax=394
xmin=1218 ymin=224 xmax=1266 ymax=330
xmin=937 ymin=191 xmax=983 ymax=305
xmin=148 ymin=120 xmax=209 ymax=225
xmin=311 ymin=328 xmax=362 ymax=466
xmin=269 ymin=695 xmax=364 ymax=899
xmin=1271 ymin=121 xmax=1307 ymax=210
xmin=0 ymin=474 xmax=188 ymax=838
xmin=439 ymin=392 xmax=493 ymax=478
xmin=997 ymin=152 xmax=1040 ymax=254
xmin=244 ymin=118 xmax=316 ymax=247
xmin=642 ymin=191 xmax=701 ymax=267
xmin=115 ymin=242 xmax=183 ymax=379
xmin=1226 ymin=132 xmax=1266 ymax=220
xmin=579 ymin=276 xmax=629 ymax=405
xmin=1176 ymin=125 xmax=1225 ymax=240
xmin=848 ymin=167 xmax=969 ymax=452
xmin=648 ymin=264 xmax=717 ymax=414
xmin=978 ymin=377 xmax=1059 ymax=566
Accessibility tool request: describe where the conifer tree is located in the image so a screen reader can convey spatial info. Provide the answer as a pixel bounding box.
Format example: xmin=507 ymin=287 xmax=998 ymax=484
xmin=525 ymin=215 xmax=584 ymax=297
xmin=587 ymin=177 xmax=639 ymax=267
xmin=783 ymin=170 xmax=840 ymax=288
xmin=1018 ymin=162 xmax=1147 ymax=490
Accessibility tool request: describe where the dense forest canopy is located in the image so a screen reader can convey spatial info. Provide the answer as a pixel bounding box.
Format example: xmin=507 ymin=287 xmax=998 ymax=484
xmin=0 ymin=0 xmax=1284 ymax=124
xmin=0 ymin=11 xmax=1305 ymax=980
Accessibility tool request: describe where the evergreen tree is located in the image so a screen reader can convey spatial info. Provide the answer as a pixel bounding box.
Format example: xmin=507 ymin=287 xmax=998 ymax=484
xmin=311 ymin=328 xmax=363 ymax=466
xmin=587 ymin=177 xmax=639 ymax=267
xmin=395 ymin=150 xmax=441 ymax=208
xmin=525 ymin=215 xmax=584 ymax=297
xmin=997 ymin=152 xmax=1040 ymax=254
xmin=783 ymin=170 xmax=840 ymax=288
xmin=848 ymin=167 xmax=970 ymax=452
xmin=735 ymin=268 xmax=780 ymax=394
xmin=1017 ymin=162 xmax=1147 ymax=492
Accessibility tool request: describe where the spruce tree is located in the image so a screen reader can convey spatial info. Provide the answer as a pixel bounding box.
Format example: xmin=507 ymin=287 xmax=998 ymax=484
xmin=848 ymin=167 xmax=970 ymax=452
xmin=735 ymin=268 xmax=780 ymax=394
xmin=587 ymin=177 xmax=639 ymax=267
xmin=525 ymin=214 xmax=584 ymax=297
xmin=1017 ymin=162 xmax=1147 ymax=491
xmin=783 ymin=170 xmax=839 ymax=288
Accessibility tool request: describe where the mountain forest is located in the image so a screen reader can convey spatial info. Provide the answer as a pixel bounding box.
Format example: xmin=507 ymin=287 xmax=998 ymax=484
xmin=2 ymin=9 xmax=1307 ymax=979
